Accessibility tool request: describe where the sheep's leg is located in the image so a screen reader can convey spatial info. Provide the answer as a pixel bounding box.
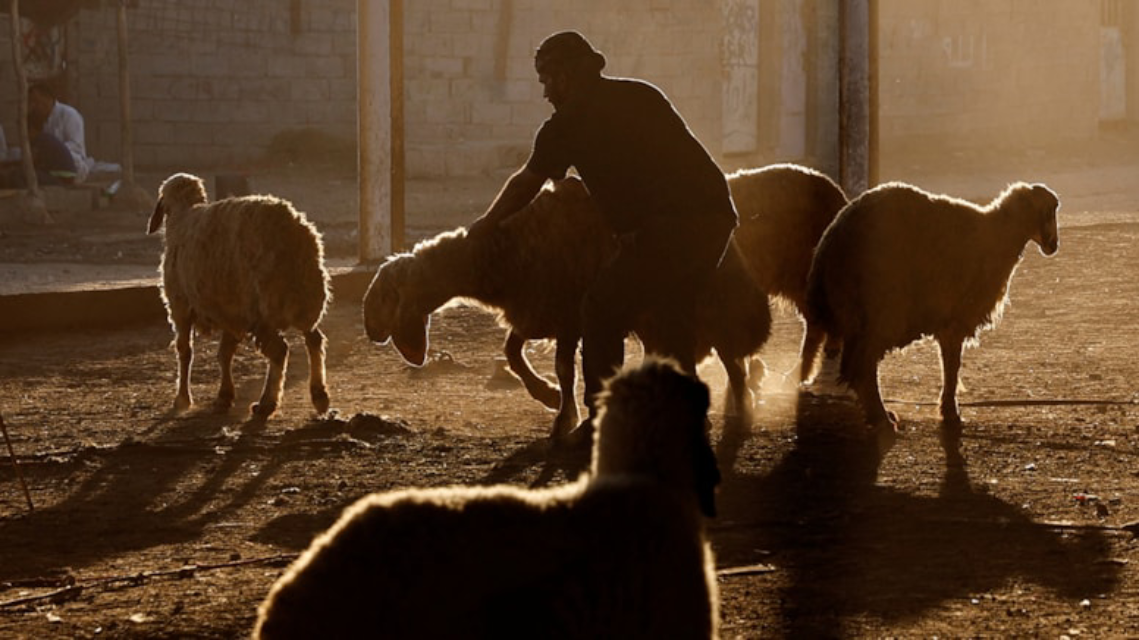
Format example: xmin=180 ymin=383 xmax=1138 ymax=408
xmin=505 ymin=331 xmax=560 ymax=410
xmin=843 ymin=339 xmax=898 ymax=453
xmin=214 ymin=331 xmax=239 ymax=412
xmin=173 ymin=321 xmax=194 ymax=411
xmin=251 ymin=328 xmax=288 ymax=419
xmin=937 ymin=335 xmax=966 ymax=467
xmin=549 ymin=337 xmax=580 ymax=440
xmin=822 ymin=333 xmax=843 ymax=361
xmin=721 ymin=355 xmax=756 ymax=422
xmin=728 ymin=353 xmax=756 ymax=423
xmin=746 ymin=355 xmax=765 ymax=399
xmin=305 ymin=328 xmax=330 ymax=415
xmin=798 ymin=322 xmax=827 ymax=383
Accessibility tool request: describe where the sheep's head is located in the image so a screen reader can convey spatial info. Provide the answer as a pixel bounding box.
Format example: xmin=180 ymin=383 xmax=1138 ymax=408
xmin=148 ymin=173 xmax=209 ymax=235
xmin=1002 ymin=182 xmax=1060 ymax=256
xmin=1027 ymin=183 xmax=1060 ymax=256
xmin=592 ymin=358 xmax=720 ymax=518
xmin=363 ymin=255 xmax=430 ymax=366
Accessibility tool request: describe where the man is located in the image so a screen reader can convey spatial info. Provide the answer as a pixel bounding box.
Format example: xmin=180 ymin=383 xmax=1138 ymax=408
xmin=476 ymin=31 xmax=738 ymax=440
xmin=27 ymin=83 xmax=94 ymax=184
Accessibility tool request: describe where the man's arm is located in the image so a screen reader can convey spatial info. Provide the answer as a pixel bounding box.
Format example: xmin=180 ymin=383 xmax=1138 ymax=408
xmin=472 ymin=166 xmax=547 ymax=230
xmin=55 ymin=105 xmax=89 ymax=160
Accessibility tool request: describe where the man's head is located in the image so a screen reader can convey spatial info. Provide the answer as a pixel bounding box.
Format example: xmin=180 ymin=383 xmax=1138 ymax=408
xmin=28 ymin=84 xmax=56 ymax=123
xmin=534 ymin=31 xmax=606 ymax=109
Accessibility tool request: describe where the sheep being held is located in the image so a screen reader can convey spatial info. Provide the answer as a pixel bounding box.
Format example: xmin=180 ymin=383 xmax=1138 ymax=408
xmin=806 ymin=181 xmax=1059 ymax=456
xmin=363 ymin=177 xmax=771 ymax=438
xmin=148 ymin=173 xmax=331 ymax=419
xmin=728 ymin=163 xmax=849 ymax=382
xmin=253 ymin=358 xmax=722 ymax=640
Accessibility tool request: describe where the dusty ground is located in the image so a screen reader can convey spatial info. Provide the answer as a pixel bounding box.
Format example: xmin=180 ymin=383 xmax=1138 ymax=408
xmin=1 ymin=144 xmax=1139 ymax=638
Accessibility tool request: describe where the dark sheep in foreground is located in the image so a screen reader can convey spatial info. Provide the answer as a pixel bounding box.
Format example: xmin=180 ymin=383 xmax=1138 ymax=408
xmin=806 ymin=181 xmax=1060 ymax=459
xmin=148 ymin=173 xmax=331 ymax=419
xmin=253 ymin=358 xmax=722 ymax=640
xmin=728 ymin=163 xmax=849 ymax=381
xmin=363 ymin=177 xmax=771 ymax=438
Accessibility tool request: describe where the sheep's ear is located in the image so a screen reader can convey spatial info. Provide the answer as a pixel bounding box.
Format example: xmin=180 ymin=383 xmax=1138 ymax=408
xmin=147 ymin=197 xmax=166 ymax=234
xmin=393 ymin=314 xmax=430 ymax=366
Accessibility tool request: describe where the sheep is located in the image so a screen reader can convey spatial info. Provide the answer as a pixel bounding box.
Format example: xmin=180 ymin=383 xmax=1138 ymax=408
xmin=147 ymin=173 xmax=331 ymax=419
xmin=805 ymin=180 xmax=1060 ymax=456
xmin=363 ymin=176 xmax=771 ymax=439
xmin=728 ymin=163 xmax=849 ymax=382
xmin=253 ymin=358 xmax=722 ymax=640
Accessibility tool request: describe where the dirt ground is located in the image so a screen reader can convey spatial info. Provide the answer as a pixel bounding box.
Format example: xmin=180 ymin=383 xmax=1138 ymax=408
xmin=2 ymin=144 xmax=1139 ymax=638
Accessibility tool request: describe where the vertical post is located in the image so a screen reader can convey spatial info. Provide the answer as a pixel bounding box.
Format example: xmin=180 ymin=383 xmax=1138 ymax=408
xmin=357 ymin=0 xmax=403 ymax=263
xmin=116 ymin=0 xmax=136 ymax=189
xmin=9 ymin=0 xmax=39 ymax=197
xmin=839 ymin=0 xmax=870 ymax=196
xmin=390 ymin=0 xmax=404 ymax=253
xmin=868 ymin=0 xmax=879 ymax=187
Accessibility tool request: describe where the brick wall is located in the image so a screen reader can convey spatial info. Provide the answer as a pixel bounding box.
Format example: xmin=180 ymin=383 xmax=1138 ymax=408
xmin=878 ymin=0 xmax=1101 ymax=151
xmin=0 ymin=1 xmax=1124 ymax=178
xmin=0 ymin=0 xmax=725 ymax=177
xmin=403 ymin=0 xmax=726 ymax=176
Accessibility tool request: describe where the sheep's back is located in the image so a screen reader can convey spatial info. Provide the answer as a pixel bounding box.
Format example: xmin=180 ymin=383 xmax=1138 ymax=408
xmin=809 ymin=183 xmax=1000 ymax=346
xmin=257 ymin=481 xmax=714 ymax=639
xmin=478 ymin=180 xmax=616 ymax=338
xmin=730 ymin=165 xmax=847 ymax=308
xmin=166 ymin=196 xmax=329 ymax=335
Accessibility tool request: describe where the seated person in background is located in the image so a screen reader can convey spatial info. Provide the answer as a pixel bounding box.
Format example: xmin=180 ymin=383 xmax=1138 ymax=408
xmin=1 ymin=83 xmax=96 ymax=188
xmin=29 ymin=83 xmax=95 ymax=184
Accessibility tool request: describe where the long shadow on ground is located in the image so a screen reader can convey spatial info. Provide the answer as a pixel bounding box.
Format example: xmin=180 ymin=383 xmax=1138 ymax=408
xmin=0 ymin=410 xmax=412 ymax=583
xmin=712 ymin=390 xmax=1122 ymax=638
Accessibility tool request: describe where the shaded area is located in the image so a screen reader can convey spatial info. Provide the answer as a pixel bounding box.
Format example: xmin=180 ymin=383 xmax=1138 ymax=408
xmin=0 ymin=411 xmax=414 ymax=583
xmin=711 ymin=389 xmax=1123 ymax=638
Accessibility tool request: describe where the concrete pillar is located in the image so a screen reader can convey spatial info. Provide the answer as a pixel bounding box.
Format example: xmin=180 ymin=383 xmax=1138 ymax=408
xmin=806 ymin=0 xmax=840 ymax=179
xmin=839 ymin=0 xmax=870 ymax=197
xmin=357 ymin=0 xmax=404 ymax=262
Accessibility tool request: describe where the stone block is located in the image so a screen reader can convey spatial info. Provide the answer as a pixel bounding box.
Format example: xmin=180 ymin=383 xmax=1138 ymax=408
xmin=41 ymin=186 xmax=98 ymax=212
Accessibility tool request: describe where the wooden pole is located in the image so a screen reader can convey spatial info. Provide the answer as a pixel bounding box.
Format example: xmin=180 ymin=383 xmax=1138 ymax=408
xmin=9 ymin=0 xmax=39 ymax=197
xmin=839 ymin=0 xmax=870 ymax=197
xmin=0 ymin=415 xmax=34 ymax=512
xmin=868 ymin=0 xmax=879 ymax=187
xmin=116 ymin=0 xmax=135 ymax=189
xmin=390 ymin=0 xmax=404 ymax=253
xmin=358 ymin=0 xmax=403 ymax=263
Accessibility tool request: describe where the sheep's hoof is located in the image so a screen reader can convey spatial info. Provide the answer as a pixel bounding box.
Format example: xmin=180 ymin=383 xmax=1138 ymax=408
xmin=555 ymin=419 xmax=594 ymax=451
xmin=940 ymin=421 xmax=965 ymax=468
xmin=311 ymin=387 xmax=331 ymax=415
xmin=251 ymin=401 xmax=278 ymax=419
xmin=874 ymin=422 xmax=899 ymax=457
xmin=213 ymin=393 xmax=235 ymax=413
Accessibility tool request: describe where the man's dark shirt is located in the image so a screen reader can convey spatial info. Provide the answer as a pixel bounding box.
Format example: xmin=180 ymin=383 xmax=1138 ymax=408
xmin=526 ymin=76 xmax=737 ymax=235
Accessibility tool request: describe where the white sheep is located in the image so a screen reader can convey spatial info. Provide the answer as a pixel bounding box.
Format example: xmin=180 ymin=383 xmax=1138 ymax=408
xmin=253 ymin=358 xmax=722 ymax=639
xmin=363 ymin=177 xmax=771 ymax=438
xmin=728 ymin=163 xmax=848 ymax=382
xmin=147 ymin=173 xmax=331 ymax=419
xmin=805 ymin=181 xmax=1060 ymax=456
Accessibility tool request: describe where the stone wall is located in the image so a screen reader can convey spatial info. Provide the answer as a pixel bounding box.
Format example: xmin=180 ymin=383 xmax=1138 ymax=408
xmin=878 ymin=0 xmax=1102 ymax=152
xmin=0 ymin=0 xmax=727 ymax=177
xmin=0 ymin=1 xmax=1130 ymax=178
